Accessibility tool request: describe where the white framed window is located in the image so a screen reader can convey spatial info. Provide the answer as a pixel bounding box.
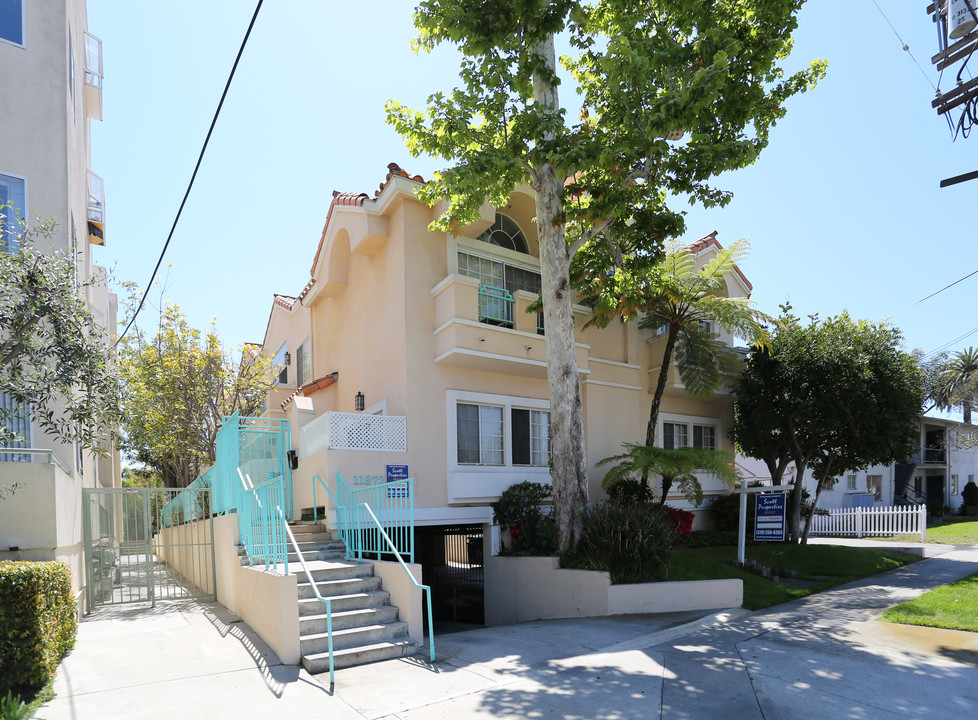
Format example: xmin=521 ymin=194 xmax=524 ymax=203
xmin=0 ymin=391 xmax=31 ymax=462
xmin=449 ymin=390 xmax=550 ymax=470
xmin=662 ymin=419 xmax=717 ymax=451
xmin=0 ymin=172 xmax=26 ymax=252
xmin=457 ymin=403 xmax=504 ymax=465
xmin=951 ymin=474 xmax=959 ymax=496
xmin=0 ymin=0 xmax=24 ymax=47
xmin=477 ymin=212 xmax=529 ymax=254
xmin=847 ymin=474 xmax=858 ymax=491
xmin=272 ymin=343 xmax=288 ymax=384
xmin=296 ymin=337 xmax=311 ymax=387
xmin=866 ymin=474 xmax=882 ymax=501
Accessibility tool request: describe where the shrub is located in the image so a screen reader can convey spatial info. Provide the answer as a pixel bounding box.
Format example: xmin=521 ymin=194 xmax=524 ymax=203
xmin=606 ymin=477 xmax=655 ymax=506
xmin=963 ymin=481 xmax=978 ymax=508
xmin=0 ymin=562 xmax=77 ymax=695
xmin=572 ymin=500 xmax=681 ymax=583
xmin=491 ymin=481 xmax=556 ymax=555
xmin=711 ymin=491 xmax=751 ymax=532
xmin=0 ymin=691 xmax=30 ymax=720
xmin=664 ymin=505 xmax=694 ymax=537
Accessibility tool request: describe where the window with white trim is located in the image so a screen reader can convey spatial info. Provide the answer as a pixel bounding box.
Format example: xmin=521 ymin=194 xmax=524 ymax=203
xmin=457 ymin=403 xmax=504 ymax=465
xmin=453 ymin=393 xmax=551 ymax=468
xmin=846 ymin=474 xmax=858 ymax=491
xmin=0 ymin=391 xmax=31 ymax=462
xmin=951 ymin=474 xmax=959 ymax=496
xmin=663 ymin=421 xmax=716 ymax=450
xmin=0 ymin=0 xmax=24 ymax=46
xmin=0 ymin=172 xmax=26 ymax=252
xmin=477 ymin=213 xmax=529 ymax=254
xmin=273 ymin=343 xmax=288 ymax=384
xmin=866 ymin=474 xmax=882 ymax=501
xmin=296 ymin=337 xmax=311 ymax=387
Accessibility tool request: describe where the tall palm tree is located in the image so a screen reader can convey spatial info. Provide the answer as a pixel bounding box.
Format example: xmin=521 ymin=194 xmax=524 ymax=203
xmin=639 ymin=238 xmax=776 ymax=446
xmin=937 ymin=347 xmax=978 ymax=423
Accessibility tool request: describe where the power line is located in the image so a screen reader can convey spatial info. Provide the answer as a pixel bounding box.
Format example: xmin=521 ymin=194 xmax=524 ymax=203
xmin=884 ymin=268 xmax=978 ymax=323
xmin=116 ymin=0 xmax=264 ymax=345
xmin=927 ymin=325 xmax=978 ymax=357
xmin=871 ymin=0 xmax=937 ymax=92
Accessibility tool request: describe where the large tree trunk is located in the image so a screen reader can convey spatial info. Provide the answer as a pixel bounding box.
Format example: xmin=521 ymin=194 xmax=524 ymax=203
xmin=646 ymin=327 xmax=680 ymax=448
xmin=532 ymin=32 xmax=588 ymax=553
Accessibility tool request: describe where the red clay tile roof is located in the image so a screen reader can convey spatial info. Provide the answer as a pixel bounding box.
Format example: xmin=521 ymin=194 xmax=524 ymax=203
xmin=308 ymin=163 xmax=427 ymax=279
xmin=273 ymin=294 xmax=297 ymax=310
xmin=687 ymin=231 xmax=753 ymax=294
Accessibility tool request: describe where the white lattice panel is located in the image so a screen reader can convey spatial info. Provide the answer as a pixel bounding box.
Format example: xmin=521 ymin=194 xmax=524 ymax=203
xmin=300 ymin=412 xmax=407 ymax=459
xmin=300 ymin=412 xmax=332 ymax=460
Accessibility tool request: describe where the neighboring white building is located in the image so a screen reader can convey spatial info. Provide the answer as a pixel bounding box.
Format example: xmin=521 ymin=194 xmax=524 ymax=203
xmin=0 ymin=0 xmax=119 ymax=611
xmin=737 ymin=417 xmax=978 ymax=512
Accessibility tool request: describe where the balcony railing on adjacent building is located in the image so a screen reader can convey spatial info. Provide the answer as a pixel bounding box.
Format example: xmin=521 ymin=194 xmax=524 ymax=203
xmin=300 ymin=412 xmax=408 ymax=460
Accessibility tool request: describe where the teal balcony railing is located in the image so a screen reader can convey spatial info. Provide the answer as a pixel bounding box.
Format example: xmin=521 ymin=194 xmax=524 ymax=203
xmin=478 ymin=284 xmax=514 ymax=328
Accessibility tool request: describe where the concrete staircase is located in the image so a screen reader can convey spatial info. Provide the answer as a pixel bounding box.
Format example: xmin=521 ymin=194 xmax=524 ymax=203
xmin=288 ymin=523 xmax=419 ymax=673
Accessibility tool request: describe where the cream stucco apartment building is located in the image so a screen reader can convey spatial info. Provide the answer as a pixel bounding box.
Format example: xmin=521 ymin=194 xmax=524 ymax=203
xmin=0 ymin=0 xmax=119 ymax=611
xmin=256 ymin=163 xmax=751 ymax=625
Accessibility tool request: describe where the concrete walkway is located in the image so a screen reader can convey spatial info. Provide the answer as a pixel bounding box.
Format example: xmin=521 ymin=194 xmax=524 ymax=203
xmin=39 ymin=543 xmax=978 ymax=720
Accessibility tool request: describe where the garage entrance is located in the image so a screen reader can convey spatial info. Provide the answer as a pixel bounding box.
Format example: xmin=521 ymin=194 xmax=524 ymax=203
xmin=82 ymin=487 xmax=215 ymax=612
xmin=416 ymin=524 xmax=485 ymax=630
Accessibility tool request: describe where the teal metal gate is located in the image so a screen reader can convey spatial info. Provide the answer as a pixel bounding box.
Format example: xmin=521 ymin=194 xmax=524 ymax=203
xmin=82 ymin=487 xmax=216 ymax=612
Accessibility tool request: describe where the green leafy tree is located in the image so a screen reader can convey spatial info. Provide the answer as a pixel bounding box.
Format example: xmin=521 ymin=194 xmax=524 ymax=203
xmin=388 ymin=0 xmax=824 ymax=551
xmin=0 ymin=213 xmax=120 ymax=449
xmin=731 ymin=307 xmax=924 ymax=543
xmin=117 ymin=300 xmax=274 ymax=487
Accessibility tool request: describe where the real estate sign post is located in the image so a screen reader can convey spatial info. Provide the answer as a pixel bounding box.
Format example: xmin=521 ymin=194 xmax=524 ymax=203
xmin=737 ymin=484 xmax=794 ymax=564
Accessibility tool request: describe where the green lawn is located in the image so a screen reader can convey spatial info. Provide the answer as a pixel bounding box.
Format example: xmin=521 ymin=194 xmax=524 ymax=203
xmin=667 ymin=544 xmax=918 ymax=610
xmin=881 ymin=571 xmax=978 ymax=632
xmin=923 ymin=517 xmax=978 ymax=545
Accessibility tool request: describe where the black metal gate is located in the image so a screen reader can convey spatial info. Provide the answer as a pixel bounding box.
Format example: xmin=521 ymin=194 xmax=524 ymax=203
xmin=416 ymin=524 xmax=485 ymax=627
xmin=82 ymin=487 xmax=215 ymax=611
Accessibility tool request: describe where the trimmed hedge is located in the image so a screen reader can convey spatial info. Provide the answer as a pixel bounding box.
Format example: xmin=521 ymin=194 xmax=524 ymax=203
xmin=0 ymin=562 xmax=78 ymax=694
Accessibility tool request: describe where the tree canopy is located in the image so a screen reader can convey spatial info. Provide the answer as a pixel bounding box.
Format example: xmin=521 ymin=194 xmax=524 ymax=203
xmin=117 ymin=300 xmax=273 ymax=487
xmin=388 ymin=0 xmax=824 ymax=551
xmin=731 ymin=307 xmax=924 ymax=543
xmin=0 ymin=214 xmax=120 ymax=449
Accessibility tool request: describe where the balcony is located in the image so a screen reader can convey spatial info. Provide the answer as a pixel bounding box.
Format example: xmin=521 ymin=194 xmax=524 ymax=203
xmin=646 ymin=335 xmax=744 ymax=402
xmin=84 ymin=32 xmax=103 ymax=121
xmin=299 ymin=411 xmax=407 ymax=459
xmin=87 ymin=170 xmax=105 ymax=245
xmin=431 ymin=274 xmax=589 ymax=378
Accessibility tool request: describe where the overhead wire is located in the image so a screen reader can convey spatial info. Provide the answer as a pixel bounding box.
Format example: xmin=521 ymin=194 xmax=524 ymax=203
xmin=115 ymin=0 xmax=264 ymax=346
xmin=884 ymin=267 xmax=978 ymax=324
xmin=871 ymin=0 xmax=938 ymax=92
xmin=926 ymin=326 xmax=978 ymax=357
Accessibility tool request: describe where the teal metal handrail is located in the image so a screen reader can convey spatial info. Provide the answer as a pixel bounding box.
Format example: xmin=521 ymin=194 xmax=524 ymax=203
xmin=312 ymin=474 xmax=352 ymax=559
xmin=478 ymin=284 xmax=514 ymax=327
xmin=360 ymin=502 xmax=435 ymax=663
xmin=313 ymin=473 xmax=414 ymax=563
xmin=0 ymin=447 xmax=71 ymax=474
xmin=279 ymin=508 xmax=338 ymax=688
xmin=238 ymin=468 xmax=288 ymax=572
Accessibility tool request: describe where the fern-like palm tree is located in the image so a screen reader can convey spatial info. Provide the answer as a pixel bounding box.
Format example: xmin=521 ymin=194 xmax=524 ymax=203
xmin=937 ymin=347 xmax=978 ymax=423
xmin=640 ymin=238 xmax=775 ymax=447
xmin=599 ymin=444 xmax=737 ymax=506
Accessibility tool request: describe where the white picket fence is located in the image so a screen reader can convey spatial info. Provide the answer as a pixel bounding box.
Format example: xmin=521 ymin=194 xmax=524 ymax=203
xmin=808 ymin=505 xmax=927 ymax=541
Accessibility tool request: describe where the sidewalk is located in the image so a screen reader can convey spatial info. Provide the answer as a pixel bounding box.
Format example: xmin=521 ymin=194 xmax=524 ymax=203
xmin=39 ymin=542 xmax=978 ymax=720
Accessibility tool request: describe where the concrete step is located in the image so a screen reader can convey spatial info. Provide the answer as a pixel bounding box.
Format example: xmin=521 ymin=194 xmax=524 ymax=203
xmin=289 ymin=531 xmax=334 ymax=544
xmin=298 ymin=590 xmax=389 ymax=616
xmin=302 ymin=640 xmax=419 ymax=673
xmin=290 ymin=560 xmax=372 ymax=583
xmin=300 ymin=621 xmax=409 ymax=655
xmin=289 ymin=548 xmax=347 ymax=563
xmin=299 ymin=606 xmax=399 ymax=634
xmin=293 ymin=539 xmax=346 ymax=552
xmin=296 ymin=576 xmax=382 ymax=600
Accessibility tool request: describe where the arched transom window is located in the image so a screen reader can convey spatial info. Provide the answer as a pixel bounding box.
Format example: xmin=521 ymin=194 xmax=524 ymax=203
xmin=477 ymin=213 xmax=528 ymax=254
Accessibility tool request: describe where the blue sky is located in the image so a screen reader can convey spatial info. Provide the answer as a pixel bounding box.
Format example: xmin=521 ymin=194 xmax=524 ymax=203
xmin=87 ymin=2 xmax=976 ymax=376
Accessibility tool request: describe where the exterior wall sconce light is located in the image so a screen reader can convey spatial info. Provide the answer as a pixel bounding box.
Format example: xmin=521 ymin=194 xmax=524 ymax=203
xmin=284 ymin=351 xmax=291 ymax=366
xmin=355 ymin=391 xmax=365 ymax=412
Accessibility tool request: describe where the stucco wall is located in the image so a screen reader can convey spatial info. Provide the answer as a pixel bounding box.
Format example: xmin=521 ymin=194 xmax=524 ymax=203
xmin=485 ymin=554 xmax=742 ymax=626
xmin=372 ymin=560 xmax=424 ymax=645
xmin=153 ymin=519 xmax=215 ymax=596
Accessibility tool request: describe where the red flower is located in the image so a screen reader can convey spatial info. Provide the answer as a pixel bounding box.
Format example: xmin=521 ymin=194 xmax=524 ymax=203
xmin=510 ymin=525 xmax=522 ymax=538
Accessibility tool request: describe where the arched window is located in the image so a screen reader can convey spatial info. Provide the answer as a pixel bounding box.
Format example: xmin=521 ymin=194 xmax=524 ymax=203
xmin=477 ymin=213 xmax=528 ymax=254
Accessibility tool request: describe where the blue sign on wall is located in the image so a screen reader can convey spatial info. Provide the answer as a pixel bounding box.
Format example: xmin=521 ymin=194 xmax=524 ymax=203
xmin=754 ymin=493 xmax=786 ymax=542
xmin=386 ymin=465 xmax=410 ymax=499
